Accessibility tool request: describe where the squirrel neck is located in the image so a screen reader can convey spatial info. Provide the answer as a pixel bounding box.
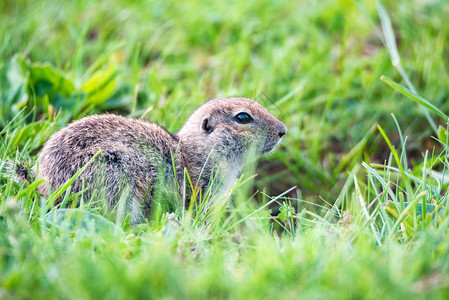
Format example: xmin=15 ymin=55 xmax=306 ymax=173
xmin=173 ymin=135 xmax=244 ymax=197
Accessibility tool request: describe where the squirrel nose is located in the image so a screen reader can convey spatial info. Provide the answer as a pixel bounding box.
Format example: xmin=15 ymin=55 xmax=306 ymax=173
xmin=278 ymin=122 xmax=287 ymax=138
xmin=279 ymin=130 xmax=286 ymax=138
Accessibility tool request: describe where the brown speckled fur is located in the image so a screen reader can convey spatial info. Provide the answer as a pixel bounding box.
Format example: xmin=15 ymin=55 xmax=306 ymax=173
xmin=37 ymin=98 xmax=287 ymax=223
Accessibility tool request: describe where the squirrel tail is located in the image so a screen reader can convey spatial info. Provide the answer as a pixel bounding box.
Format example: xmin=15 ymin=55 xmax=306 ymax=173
xmin=15 ymin=163 xmax=34 ymax=183
xmin=3 ymin=159 xmax=35 ymax=183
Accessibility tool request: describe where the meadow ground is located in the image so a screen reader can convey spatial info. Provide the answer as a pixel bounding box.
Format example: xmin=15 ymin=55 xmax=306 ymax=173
xmin=1 ymin=0 xmax=449 ymax=298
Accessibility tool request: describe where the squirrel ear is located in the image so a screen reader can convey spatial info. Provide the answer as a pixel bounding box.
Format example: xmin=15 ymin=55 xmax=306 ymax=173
xmin=202 ymin=117 xmax=214 ymax=134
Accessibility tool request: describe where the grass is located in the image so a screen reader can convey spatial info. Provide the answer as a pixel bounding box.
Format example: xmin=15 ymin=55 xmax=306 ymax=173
xmin=1 ymin=0 xmax=449 ymax=298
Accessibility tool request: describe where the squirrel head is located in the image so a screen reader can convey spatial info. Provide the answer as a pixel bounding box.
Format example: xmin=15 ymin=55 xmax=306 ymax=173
xmin=177 ymin=98 xmax=287 ymax=164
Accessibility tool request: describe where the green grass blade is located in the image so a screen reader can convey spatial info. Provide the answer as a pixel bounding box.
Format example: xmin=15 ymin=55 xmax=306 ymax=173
xmin=47 ymin=150 xmax=101 ymax=202
xmin=381 ymin=75 xmax=449 ymax=121
xmin=376 ymin=0 xmax=400 ymax=67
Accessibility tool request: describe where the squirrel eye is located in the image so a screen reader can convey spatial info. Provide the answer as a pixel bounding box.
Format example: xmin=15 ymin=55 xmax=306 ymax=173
xmin=233 ymin=112 xmax=253 ymax=124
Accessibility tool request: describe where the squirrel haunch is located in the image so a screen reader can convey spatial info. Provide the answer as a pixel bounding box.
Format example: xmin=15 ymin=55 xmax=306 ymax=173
xmin=37 ymin=97 xmax=287 ymax=222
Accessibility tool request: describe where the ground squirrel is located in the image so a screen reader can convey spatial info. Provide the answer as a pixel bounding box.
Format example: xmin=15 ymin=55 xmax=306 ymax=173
xmin=32 ymin=98 xmax=287 ymax=222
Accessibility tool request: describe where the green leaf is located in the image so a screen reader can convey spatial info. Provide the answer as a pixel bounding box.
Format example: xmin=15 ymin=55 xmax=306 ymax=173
xmin=28 ymin=63 xmax=75 ymax=98
xmin=0 ymin=55 xmax=28 ymax=126
xmin=278 ymin=203 xmax=295 ymax=223
xmin=46 ymin=208 xmax=124 ymax=236
xmin=82 ymin=64 xmax=118 ymax=106
xmin=438 ymin=126 xmax=448 ymax=145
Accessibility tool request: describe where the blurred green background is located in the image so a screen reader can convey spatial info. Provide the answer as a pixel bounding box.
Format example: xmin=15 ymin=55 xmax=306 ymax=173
xmin=2 ymin=1 xmax=449 ymax=299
